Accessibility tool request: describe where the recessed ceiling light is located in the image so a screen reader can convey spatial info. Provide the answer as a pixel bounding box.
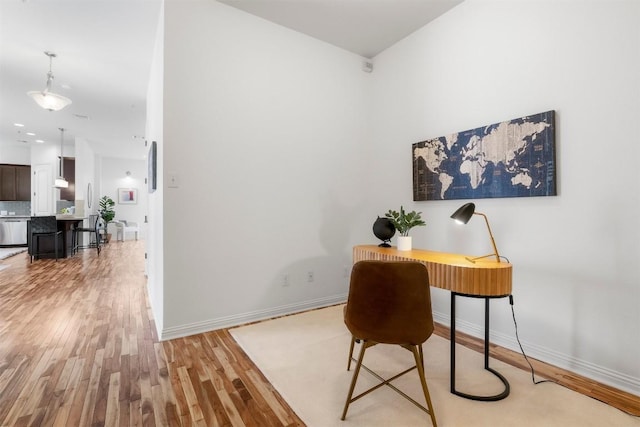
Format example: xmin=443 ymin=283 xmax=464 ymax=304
xmin=14 ymin=123 xmax=24 ymax=127
xmin=74 ymin=114 xmax=90 ymax=120
xmin=26 ymin=132 xmax=35 ymax=136
xmin=35 ymin=139 xmax=44 ymax=143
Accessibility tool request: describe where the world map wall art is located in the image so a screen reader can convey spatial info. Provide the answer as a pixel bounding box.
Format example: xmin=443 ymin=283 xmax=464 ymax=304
xmin=412 ymin=110 xmax=556 ymax=201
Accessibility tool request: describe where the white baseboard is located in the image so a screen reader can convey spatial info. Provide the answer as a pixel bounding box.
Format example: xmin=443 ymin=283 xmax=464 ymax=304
xmin=160 ymin=293 xmax=348 ymax=341
xmin=433 ymin=310 xmax=640 ymax=397
xmin=159 ymin=298 xmax=639 ymax=397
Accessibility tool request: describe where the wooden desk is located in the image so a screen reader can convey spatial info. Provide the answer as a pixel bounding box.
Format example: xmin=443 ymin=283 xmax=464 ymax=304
xmin=353 ymin=245 xmax=513 ymax=401
xmin=353 ymin=245 xmax=512 ymax=296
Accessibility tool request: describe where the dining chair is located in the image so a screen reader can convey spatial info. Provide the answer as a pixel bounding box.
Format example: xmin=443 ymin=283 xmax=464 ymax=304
xmin=341 ymin=260 xmax=438 ymax=426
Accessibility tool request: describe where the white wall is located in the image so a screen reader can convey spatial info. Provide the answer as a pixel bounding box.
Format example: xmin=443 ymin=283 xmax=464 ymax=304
xmin=0 ymin=145 xmax=30 ymax=164
xmin=160 ymin=0 xmax=371 ymax=338
xmin=146 ymin=2 xmax=165 ymax=336
xmin=74 ymin=138 xmax=97 ymax=218
xmin=99 ymin=156 xmax=148 ymax=237
xmin=367 ymin=0 xmax=640 ymax=394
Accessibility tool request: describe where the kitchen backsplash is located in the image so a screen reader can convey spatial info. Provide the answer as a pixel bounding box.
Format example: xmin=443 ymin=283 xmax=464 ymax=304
xmin=0 ymin=201 xmax=30 ymax=216
xmin=0 ymin=201 xmax=76 ymax=216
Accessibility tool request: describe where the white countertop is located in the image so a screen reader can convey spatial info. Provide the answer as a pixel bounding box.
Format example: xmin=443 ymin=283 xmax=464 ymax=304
xmin=55 ymin=215 xmax=87 ymax=220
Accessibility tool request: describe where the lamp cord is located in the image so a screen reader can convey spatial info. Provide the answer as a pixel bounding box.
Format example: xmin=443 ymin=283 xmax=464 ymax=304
xmin=509 ymin=289 xmax=640 ymax=418
xmin=508 ymin=295 xmax=553 ymax=386
xmin=501 ymin=256 xmax=553 ymax=385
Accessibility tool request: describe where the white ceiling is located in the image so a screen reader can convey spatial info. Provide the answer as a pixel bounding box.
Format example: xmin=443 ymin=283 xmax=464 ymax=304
xmin=219 ymin=0 xmax=464 ymax=59
xmin=0 ymin=0 xmax=462 ymax=160
xmin=0 ymin=0 xmax=162 ymax=159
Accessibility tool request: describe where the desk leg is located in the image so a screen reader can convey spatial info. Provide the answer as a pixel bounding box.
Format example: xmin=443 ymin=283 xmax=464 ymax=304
xmin=450 ymin=292 xmax=510 ymax=401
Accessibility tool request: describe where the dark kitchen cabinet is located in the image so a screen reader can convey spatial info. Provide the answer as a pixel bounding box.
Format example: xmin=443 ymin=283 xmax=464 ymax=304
xmin=59 ymin=157 xmax=75 ymax=201
xmin=16 ymin=166 xmax=31 ymax=201
xmin=0 ymin=164 xmax=31 ymax=201
xmin=0 ymin=166 xmax=16 ymax=200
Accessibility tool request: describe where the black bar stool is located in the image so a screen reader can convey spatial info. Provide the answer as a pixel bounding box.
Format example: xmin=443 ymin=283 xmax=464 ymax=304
xmin=72 ymin=214 xmax=102 ymax=255
xmin=29 ymin=216 xmax=62 ymax=263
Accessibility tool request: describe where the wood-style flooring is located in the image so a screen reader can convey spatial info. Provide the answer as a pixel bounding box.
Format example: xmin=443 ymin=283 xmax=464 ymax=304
xmin=0 ymin=241 xmax=637 ymax=426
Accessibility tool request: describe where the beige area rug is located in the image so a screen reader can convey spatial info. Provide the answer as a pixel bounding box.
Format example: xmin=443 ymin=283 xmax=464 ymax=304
xmin=0 ymin=247 xmax=26 ymax=271
xmin=0 ymin=247 xmax=27 ymax=260
xmin=230 ymin=305 xmax=639 ymax=427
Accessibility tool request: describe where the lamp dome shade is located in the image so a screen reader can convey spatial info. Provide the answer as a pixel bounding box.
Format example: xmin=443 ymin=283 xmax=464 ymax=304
xmin=28 ymin=90 xmax=72 ymax=111
xmin=451 ymin=202 xmax=476 ymax=224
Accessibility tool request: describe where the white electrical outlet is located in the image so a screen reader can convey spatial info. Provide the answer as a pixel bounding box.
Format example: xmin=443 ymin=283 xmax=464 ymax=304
xmin=283 ymin=274 xmax=290 ymax=287
xmin=307 ymin=271 xmax=314 ymax=283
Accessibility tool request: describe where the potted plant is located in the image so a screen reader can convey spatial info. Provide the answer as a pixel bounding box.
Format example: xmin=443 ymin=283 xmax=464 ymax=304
xmin=384 ymin=206 xmax=426 ymax=251
xmin=98 ymin=196 xmax=116 ymax=242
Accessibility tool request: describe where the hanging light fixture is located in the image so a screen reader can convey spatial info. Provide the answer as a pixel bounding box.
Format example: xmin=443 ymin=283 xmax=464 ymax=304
xmin=55 ymin=128 xmax=69 ymax=188
xmin=27 ymin=51 xmax=72 ymax=112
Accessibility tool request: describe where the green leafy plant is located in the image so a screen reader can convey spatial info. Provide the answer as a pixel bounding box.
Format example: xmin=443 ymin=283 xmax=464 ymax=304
xmin=99 ymin=196 xmax=116 ymax=224
xmin=384 ymin=206 xmax=426 ymax=236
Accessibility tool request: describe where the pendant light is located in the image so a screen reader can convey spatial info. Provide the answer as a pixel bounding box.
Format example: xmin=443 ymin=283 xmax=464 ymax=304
xmin=27 ymin=51 xmax=72 ymax=112
xmin=55 ymin=128 xmax=69 ymax=189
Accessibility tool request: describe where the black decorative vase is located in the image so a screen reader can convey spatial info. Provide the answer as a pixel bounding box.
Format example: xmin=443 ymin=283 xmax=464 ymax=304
xmin=373 ymin=217 xmax=395 ymax=247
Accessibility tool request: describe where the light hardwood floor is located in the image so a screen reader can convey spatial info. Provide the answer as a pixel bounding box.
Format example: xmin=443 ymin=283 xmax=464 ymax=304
xmin=0 ymin=241 xmax=637 ymax=426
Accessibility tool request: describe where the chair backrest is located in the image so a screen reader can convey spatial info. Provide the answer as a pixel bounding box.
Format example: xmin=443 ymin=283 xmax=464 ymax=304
xmin=91 ymin=214 xmax=101 ymax=231
xmin=344 ymin=260 xmax=434 ymax=345
xmin=30 ymin=216 xmax=58 ymax=234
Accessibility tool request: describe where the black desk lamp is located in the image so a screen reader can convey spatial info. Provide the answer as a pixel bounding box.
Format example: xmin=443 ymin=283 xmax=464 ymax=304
xmin=450 ymin=202 xmax=501 ymax=263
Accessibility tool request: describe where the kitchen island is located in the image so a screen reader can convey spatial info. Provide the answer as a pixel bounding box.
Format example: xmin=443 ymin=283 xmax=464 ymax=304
xmin=27 ymin=215 xmax=87 ymax=259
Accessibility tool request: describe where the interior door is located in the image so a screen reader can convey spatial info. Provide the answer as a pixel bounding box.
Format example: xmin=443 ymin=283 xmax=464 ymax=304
xmin=33 ymin=164 xmax=53 ymax=216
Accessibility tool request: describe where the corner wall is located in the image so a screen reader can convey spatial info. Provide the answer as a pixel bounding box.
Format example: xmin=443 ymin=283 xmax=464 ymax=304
xmin=160 ymin=1 xmax=371 ymax=337
xmin=146 ymin=1 xmax=164 ymax=336
xmin=367 ymin=0 xmax=640 ymax=394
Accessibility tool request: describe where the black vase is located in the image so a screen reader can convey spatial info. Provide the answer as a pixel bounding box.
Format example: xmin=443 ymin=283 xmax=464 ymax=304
xmin=373 ymin=217 xmax=395 ymax=247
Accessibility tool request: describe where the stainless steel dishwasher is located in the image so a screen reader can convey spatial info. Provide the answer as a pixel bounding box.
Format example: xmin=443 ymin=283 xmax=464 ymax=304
xmin=0 ymin=218 xmax=28 ymax=246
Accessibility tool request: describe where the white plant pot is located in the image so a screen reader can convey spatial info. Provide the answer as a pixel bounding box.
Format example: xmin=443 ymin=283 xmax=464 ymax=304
xmin=397 ymin=236 xmax=412 ymax=251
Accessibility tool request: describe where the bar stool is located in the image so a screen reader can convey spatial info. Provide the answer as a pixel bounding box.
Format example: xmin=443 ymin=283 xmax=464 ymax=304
xmin=29 ymin=216 xmax=62 ymax=263
xmin=72 ymin=214 xmax=101 ymax=255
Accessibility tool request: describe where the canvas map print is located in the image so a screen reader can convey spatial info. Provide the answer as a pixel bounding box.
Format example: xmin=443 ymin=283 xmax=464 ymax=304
xmin=413 ymin=110 xmax=556 ymax=201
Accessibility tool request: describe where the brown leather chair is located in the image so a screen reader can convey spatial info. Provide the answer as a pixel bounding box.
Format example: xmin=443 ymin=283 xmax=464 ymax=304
xmin=341 ymin=260 xmax=438 ymax=426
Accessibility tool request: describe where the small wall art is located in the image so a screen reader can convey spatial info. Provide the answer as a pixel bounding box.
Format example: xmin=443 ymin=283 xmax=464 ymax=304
xmin=118 ymin=188 xmax=138 ymax=204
